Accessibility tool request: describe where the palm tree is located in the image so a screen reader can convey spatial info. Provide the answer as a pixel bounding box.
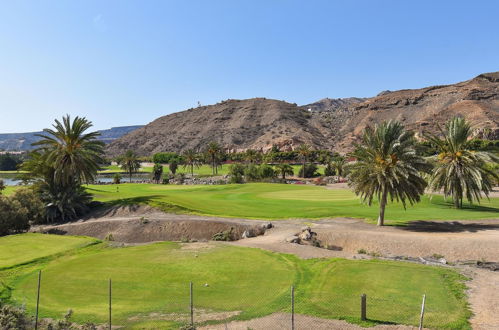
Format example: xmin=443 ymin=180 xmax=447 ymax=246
xmin=32 ymin=115 xmax=104 ymax=185
xmin=152 ymin=163 xmax=163 ymax=183
xmin=245 ymin=149 xmax=261 ymax=164
xmin=182 ymin=149 xmax=200 ymax=176
xmin=347 ymin=121 xmax=431 ymax=226
xmin=331 ymin=157 xmax=347 ymax=177
xmin=206 ymin=142 xmax=222 ymax=175
xmin=425 ymin=117 xmax=498 ymax=208
xmin=296 ymin=144 xmax=312 ymax=178
xmin=275 ymin=164 xmax=294 ymax=179
xmin=118 ymin=150 xmax=141 ymax=183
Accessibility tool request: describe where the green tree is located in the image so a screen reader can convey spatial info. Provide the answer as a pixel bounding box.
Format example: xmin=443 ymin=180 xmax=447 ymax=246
xmin=296 ymin=144 xmax=312 ymax=178
xmin=245 ymin=149 xmax=261 ymax=164
xmin=206 ymin=142 xmax=222 ymax=175
xmin=347 ymin=121 xmax=431 ymax=226
xmin=182 ymin=149 xmax=200 ymax=176
xmin=331 ymin=157 xmax=347 ymax=177
xmin=275 ymin=164 xmax=294 ymax=179
xmin=425 ymin=117 xmax=499 ymax=208
xmin=228 ymin=163 xmax=245 ymax=183
xmin=32 ymin=115 xmax=104 ymax=186
xmin=113 ymin=173 xmax=122 ymax=184
xmin=169 ymin=159 xmax=179 ymax=175
xmin=118 ymin=150 xmax=141 ymax=183
xmin=21 ymin=116 xmax=104 ymax=222
xmin=152 ymin=163 xmax=163 ymax=183
xmin=0 ymin=179 xmax=4 ymax=194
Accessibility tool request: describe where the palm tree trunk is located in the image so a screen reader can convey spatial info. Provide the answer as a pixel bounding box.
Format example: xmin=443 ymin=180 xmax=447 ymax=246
xmin=377 ymin=188 xmax=388 ymax=226
xmin=191 ymin=164 xmax=193 ymax=176
xmin=453 ymin=193 xmax=460 ymax=208
xmin=302 ymin=159 xmax=306 ymax=178
xmin=129 ymin=171 xmax=132 ymax=183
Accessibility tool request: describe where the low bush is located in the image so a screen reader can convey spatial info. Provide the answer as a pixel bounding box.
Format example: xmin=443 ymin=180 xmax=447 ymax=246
xmin=0 ymin=188 xmax=44 ymax=236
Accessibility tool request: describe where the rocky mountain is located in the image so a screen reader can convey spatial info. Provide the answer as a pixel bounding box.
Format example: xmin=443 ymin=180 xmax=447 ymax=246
xmin=0 ymin=125 xmax=143 ymax=151
xmin=106 ymin=72 xmax=499 ymax=156
xmin=304 ymin=97 xmax=366 ymax=112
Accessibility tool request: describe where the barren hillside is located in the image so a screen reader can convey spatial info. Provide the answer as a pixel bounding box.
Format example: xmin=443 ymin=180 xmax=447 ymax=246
xmin=106 ymin=72 xmax=499 ymax=156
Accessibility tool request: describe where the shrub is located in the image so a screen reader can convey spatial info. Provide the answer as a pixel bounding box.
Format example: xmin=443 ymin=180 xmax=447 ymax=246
xmin=299 ymin=164 xmax=319 ymax=178
xmin=113 ymin=173 xmax=122 ymax=184
xmin=228 ymin=164 xmax=245 ymax=184
xmin=244 ymin=164 xmax=260 ymax=182
xmin=212 ymin=227 xmax=234 ymax=241
xmin=0 ymin=180 xmax=4 ymax=194
xmin=258 ymin=164 xmax=276 ymax=179
xmin=357 ymin=248 xmax=367 ymax=254
xmin=169 ymin=159 xmax=179 ymax=175
xmin=0 ymin=188 xmax=44 ymax=236
xmin=0 ymin=303 xmax=33 ymax=330
xmin=324 ymin=163 xmax=335 ymax=176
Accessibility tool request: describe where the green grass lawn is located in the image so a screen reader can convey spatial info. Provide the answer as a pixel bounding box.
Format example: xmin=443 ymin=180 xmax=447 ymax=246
xmin=4 ymin=235 xmax=469 ymax=329
xmin=99 ymin=164 xmax=324 ymax=176
xmin=87 ymin=183 xmax=499 ymax=224
xmin=0 ymin=233 xmax=98 ymax=269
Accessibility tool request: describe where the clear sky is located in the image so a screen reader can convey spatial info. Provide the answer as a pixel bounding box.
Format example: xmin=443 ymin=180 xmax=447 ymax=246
xmin=0 ymin=0 xmax=498 ymax=133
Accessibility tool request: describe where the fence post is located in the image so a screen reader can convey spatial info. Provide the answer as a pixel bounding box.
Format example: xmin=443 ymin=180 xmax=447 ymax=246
xmin=291 ymin=285 xmax=295 ymax=330
xmin=190 ymin=281 xmax=194 ymax=327
xmin=35 ymin=270 xmax=41 ymax=330
xmin=109 ymin=279 xmax=112 ymax=330
xmin=419 ymin=294 xmax=426 ymax=330
xmin=360 ymin=294 xmax=367 ymax=321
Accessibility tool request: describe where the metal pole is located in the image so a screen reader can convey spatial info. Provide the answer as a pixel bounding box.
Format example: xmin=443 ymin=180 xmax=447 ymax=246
xmin=419 ymin=294 xmax=426 ymax=330
xmin=361 ymin=294 xmax=367 ymax=321
xmin=109 ymin=279 xmax=112 ymax=330
xmin=190 ymin=282 xmax=194 ymax=327
xmin=35 ymin=270 xmax=41 ymax=330
xmin=291 ymin=285 xmax=295 ymax=330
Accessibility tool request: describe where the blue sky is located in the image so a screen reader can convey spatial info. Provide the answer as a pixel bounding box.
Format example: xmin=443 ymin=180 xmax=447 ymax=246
xmin=0 ymin=0 xmax=498 ymax=132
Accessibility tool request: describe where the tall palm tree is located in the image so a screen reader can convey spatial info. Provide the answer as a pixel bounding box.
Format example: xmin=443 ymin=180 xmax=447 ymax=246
xmin=275 ymin=163 xmax=294 ymax=179
xmin=296 ymin=144 xmax=312 ymax=178
xmin=182 ymin=149 xmax=200 ymax=176
xmin=32 ymin=115 xmax=104 ymax=185
xmin=118 ymin=150 xmax=141 ymax=183
xmin=206 ymin=142 xmax=222 ymax=175
xmin=347 ymin=121 xmax=431 ymax=226
xmin=425 ymin=117 xmax=498 ymax=208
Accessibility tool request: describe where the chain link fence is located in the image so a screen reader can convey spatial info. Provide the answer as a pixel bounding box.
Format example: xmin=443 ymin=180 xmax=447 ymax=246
xmin=23 ymin=270 xmax=468 ymax=330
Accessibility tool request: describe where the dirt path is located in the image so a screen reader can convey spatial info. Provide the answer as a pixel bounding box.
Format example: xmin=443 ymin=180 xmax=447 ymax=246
xmin=199 ymin=313 xmax=420 ymax=330
xmin=34 ymin=205 xmax=499 ymax=329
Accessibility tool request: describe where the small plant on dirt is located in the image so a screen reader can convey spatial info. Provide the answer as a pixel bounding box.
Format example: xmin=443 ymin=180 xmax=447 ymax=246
xmin=140 ymin=217 xmax=149 ymax=224
xmin=212 ymin=227 xmax=234 ymax=241
xmin=105 ymin=233 xmax=114 ymax=241
xmin=357 ymin=248 xmax=367 ymax=254
xmin=179 ymin=325 xmax=196 ymax=330
xmin=180 ymin=237 xmax=190 ymax=243
xmin=431 ymin=253 xmax=445 ymax=259
xmin=368 ymin=251 xmax=381 ymax=257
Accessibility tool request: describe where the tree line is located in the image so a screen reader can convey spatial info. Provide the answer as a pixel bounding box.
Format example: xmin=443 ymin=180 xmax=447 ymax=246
xmin=0 ymin=115 xmax=497 ymax=235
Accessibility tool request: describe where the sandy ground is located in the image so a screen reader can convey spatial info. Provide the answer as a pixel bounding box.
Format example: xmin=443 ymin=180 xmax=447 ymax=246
xmin=33 ymin=202 xmax=499 ymax=329
xmin=199 ymin=313 xmax=420 ymax=330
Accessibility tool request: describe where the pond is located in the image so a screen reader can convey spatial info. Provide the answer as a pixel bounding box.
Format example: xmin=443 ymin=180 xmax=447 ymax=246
xmin=0 ymin=173 xmax=152 ymax=186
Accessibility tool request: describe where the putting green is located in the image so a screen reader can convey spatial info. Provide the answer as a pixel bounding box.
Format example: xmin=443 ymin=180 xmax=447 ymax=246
xmin=8 ymin=239 xmax=469 ymax=329
xmin=87 ymin=183 xmax=499 ymax=224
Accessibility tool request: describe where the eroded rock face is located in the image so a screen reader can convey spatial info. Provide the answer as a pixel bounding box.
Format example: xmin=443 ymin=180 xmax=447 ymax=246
xmin=106 ymin=72 xmax=498 ymax=156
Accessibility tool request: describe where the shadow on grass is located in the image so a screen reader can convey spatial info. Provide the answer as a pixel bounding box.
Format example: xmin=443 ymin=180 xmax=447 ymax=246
xmin=398 ymin=220 xmax=499 ymax=233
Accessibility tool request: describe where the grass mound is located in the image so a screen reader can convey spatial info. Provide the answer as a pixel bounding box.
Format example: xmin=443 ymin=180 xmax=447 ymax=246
xmin=0 ymin=233 xmax=98 ymax=269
